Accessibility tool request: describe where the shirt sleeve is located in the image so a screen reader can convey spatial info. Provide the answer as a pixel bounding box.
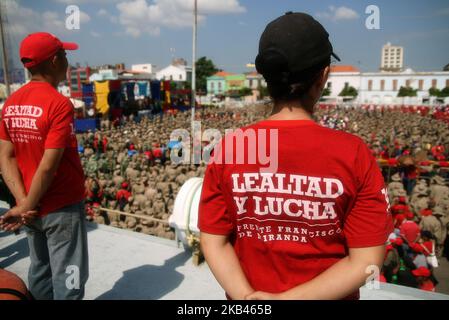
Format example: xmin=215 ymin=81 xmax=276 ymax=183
xmin=0 ymin=108 xmax=10 ymax=141
xmin=198 ymin=161 xmax=233 ymax=235
xmin=44 ymin=99 xmax=75 ymax=149
xmin=343 ymin=141 xmax=394 ymax=248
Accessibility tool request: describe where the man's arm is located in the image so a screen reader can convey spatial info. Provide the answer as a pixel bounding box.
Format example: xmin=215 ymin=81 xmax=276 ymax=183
xmin=0 ymin=148 xmax=64 ymax=231
xmin=0 ymin=139 xmax=27 ymax=203
xmin=200 ymin=232 xmax=254 ymax=300
xmin=20 ymin=148 xmax=65 ymax=211
xmin=247 ymin=245 xmax=385 ymax=300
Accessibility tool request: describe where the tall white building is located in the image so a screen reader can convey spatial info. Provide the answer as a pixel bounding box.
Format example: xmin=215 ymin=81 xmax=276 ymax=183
xmin=381 ymin=42 xmax=404 ymax=72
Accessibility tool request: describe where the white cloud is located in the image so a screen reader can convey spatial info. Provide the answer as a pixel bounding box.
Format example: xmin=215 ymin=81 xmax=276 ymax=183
xmin=116 ymin=0 xmax=246 ymax=37
xmin=4 ymin=0 xmax=91 ymax=36
xmin=316 ymin=6 xmax=359 ymax=21
xmin=97 ymin=8 xmax=119 ymax=23
xmin=54 ymin=0 xmax=121 ymax=3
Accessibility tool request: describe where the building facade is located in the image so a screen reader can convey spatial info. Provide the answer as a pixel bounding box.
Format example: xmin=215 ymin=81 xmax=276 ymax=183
xmin=324 ymin=66 xmax=449 ymax=104
xmin=207 ymin=72 xmax=266 ymax=96
xmin=244 ymin=72 xmax=267 ymax=89
xmin=207 ymin=72 xmax=228 ymax=95
xmin=325 ymin=65 xmax=361 ymax=97
xmin=156 ymin=64 xmax=192 ymax=82
xmin=359 ymin=69 xmax=449 ymax=104
xmin=131 ymin=64 xmax=156 ymax=74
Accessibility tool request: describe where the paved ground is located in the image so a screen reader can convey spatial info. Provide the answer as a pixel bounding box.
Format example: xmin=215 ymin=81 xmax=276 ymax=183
xmin=434 ymin=257 xmax=449 ymax=295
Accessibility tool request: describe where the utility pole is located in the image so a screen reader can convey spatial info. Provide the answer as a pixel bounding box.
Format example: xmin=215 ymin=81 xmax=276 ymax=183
xmin=0 ymin=1 xmax=10 ymax=97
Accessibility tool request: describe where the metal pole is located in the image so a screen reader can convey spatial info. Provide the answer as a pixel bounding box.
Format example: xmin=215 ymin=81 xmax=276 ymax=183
xmin=0 ymin=2 xmax=10 ymax=97
xmin=191 ymin=0 xmax=197 ymax=130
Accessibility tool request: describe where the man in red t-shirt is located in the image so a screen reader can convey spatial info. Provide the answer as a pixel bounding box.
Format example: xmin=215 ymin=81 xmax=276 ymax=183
xmin=0 ymin=33 xmax=88 ymax=300
xmin=198 ymin=13 xmax=393 ymax=300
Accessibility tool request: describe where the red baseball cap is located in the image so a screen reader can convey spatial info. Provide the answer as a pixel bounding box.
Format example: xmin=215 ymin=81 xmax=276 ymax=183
xmin=20 ymin=32 xmax=78 ymax=68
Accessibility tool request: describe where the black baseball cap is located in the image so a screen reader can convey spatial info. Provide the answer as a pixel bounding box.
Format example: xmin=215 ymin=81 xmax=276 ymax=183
xmin=256 ymin=12 xmax=340 ymax=83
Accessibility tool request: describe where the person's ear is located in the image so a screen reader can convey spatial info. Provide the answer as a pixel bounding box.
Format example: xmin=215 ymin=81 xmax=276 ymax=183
xmin=51 ymin=54 xmax=59 ymax=68
xmin=319 ymin=66 xmax=330 ymax=90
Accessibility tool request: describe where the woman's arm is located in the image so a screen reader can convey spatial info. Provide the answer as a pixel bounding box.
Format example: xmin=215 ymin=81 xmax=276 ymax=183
xmin=247 ymin=245 xmax=385 ymax=300
xmin=200 ymin=232 xmax=254 ymax=300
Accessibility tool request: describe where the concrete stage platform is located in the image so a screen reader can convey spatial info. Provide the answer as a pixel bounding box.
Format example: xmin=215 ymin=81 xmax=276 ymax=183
xmin=1 ymin=203 xmax=448 ymax=300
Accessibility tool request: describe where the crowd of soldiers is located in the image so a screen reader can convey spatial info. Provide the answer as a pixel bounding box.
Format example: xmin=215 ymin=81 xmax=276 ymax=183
xmin=80 ymin=105 xmax=266 ymax=239
xmin=77 ymin=104 xmax=449 ymax=258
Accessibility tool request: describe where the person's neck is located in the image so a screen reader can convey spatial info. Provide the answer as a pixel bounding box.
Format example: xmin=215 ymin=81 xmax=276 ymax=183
xmin=30 ymin=74 xmax=59 ymax=88
xmin=268 ymin=102 xmax=314 ymax=121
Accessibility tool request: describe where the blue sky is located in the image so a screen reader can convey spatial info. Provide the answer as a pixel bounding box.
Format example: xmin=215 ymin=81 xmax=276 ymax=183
xmin=3 ymin=0 xmax=449 ymax=73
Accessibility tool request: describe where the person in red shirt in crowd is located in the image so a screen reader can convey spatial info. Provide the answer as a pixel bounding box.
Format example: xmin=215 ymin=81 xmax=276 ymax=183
xmin=419 ymin=230 xmax=436 ymax=257
xmin=400 ymin=212 xmax=421 ymax=244
xmin=412 ymin=267 xmax=435 ymax=292
xmin=116 ymin=182 xmax=132 ymax=212
xmin=198 ymin=13 xmax=393 ymax=300
xmin=0 ymin=33 xmax=88 ymax=300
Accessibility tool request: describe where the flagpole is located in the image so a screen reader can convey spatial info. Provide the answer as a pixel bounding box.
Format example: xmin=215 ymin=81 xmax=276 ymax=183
xmin=0 ymin=1 xmax=11 ymax=97
xmin=191 ymin=0 xmax=197 ymax=132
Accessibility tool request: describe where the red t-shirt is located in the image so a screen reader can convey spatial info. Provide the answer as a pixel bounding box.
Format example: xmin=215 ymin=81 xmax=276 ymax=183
xmin=399 ymin=220 xmax=421 ymax=244
xmin=0 ymin=81 xmax=85 ymax=216
xmin=198 ymin=119 xmax=393 ymax=299
xmin=116 ymin=189 xmax=131 ymax=201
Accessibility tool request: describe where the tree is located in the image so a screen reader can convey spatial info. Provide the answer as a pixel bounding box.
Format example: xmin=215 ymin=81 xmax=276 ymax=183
xmin=322 ymin=87 xmax=331 ymax=96
xmin=239 ymin=87 xmax=253 ymax=97
xmin=440 ymin=87 xmax=449 ymax=98
xmin=339 ymin=86 xmax=358 ymax=97
xmin=429 ymin=87 xmax=441 ymax=97
xmin=397 ymin=86 xmax=417 ymax=97
xmin=195 ymin=57 xmax=218 ymax=94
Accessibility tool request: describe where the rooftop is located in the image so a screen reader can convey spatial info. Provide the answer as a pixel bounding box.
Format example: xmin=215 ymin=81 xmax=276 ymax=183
xmin=330 ymin=65 xmax=360 ymax=73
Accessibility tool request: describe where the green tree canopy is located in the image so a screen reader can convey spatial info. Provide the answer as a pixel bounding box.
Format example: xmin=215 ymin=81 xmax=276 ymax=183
xmin=429 ymin=87 xmax=441 ymax=97
xmin=195 ymin=57 xmax=218 ymax=94
xmin=339 ymin=86 xmax=358 ymax=97
xmin=239 ymin=87 xmax=253 ymax=97
xmin=439 ymin=87 xmax=449 ymax=98
xmin=397 ymin=86 xmax=418 ymax=97
xmin=322 ymin=87 xmax=331 ymax=96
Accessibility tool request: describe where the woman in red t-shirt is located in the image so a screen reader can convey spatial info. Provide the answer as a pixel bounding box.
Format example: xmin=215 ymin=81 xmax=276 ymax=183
xmin=199 ymin=12 xmax=392 ymax=300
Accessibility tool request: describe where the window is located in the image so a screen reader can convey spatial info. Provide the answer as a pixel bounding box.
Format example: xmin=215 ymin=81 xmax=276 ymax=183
xmin=211 ymin=82 xmax=215 ymax=90
xmin=419 ymin=80 xmax=424 ymax=90
xmin=380 ymin=80 xmax=385 ymax=91
xmin=368 ymin=80 xmax=373 ymax=91
xmin=432 ymin=79 xmax=437 ymax=88
xmin=393 ymin=80 xmax=398 ymax=91
xmin=327 ymin=82 xmax=332 ymax=89
xmin=218 ymin=82 xmax=222 ymax=90
xmin=179 ymin=74 xmax=182 ymax=80
xmin=249 ymin=79 xmax=253 ymax=88
xmin=446 ymin=79 xmax=449 ymax=88
xmin=406 ymin=80 xmax=411 ymax=87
